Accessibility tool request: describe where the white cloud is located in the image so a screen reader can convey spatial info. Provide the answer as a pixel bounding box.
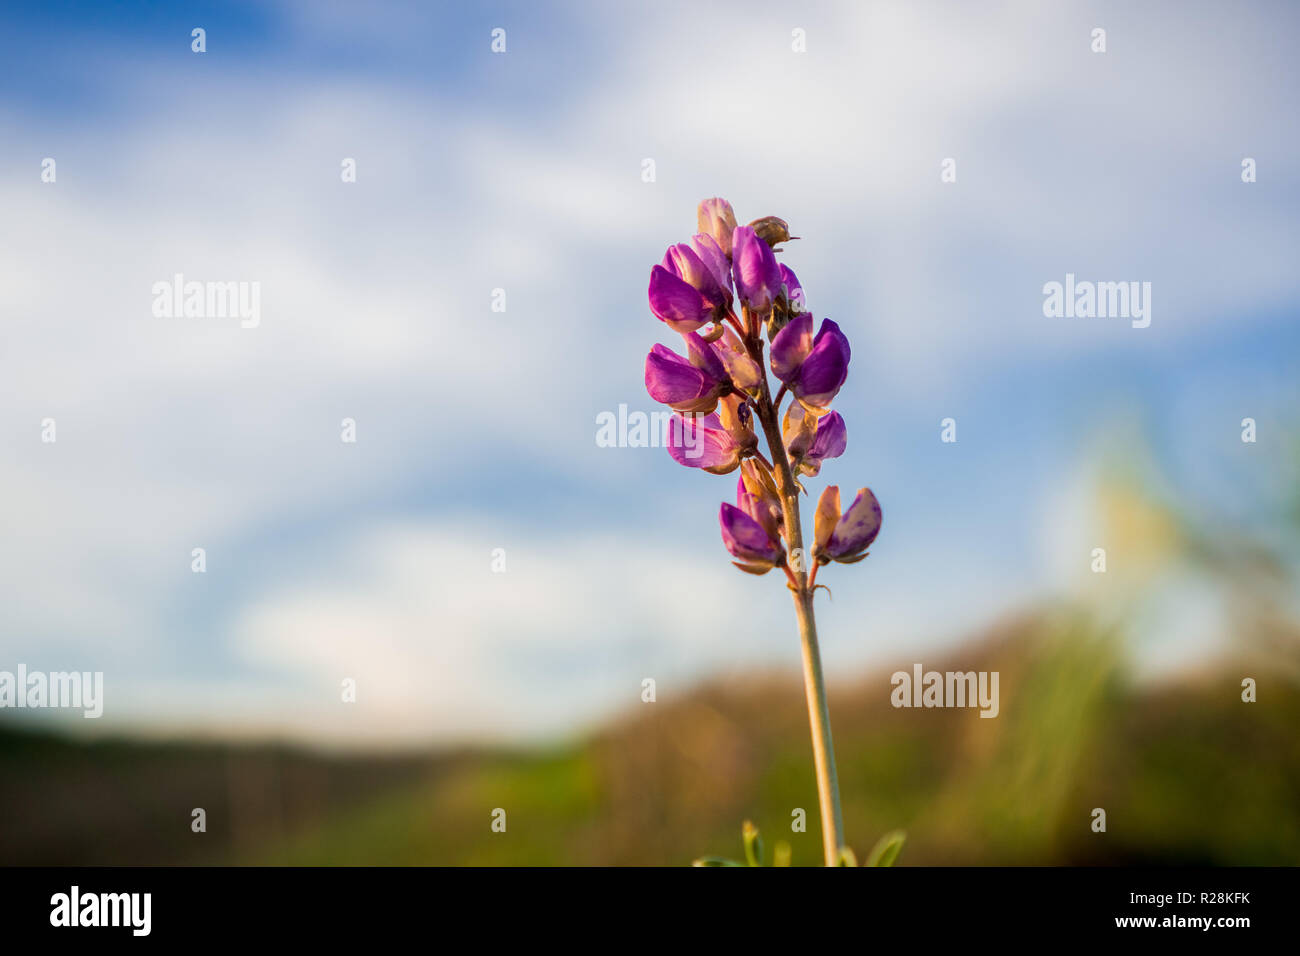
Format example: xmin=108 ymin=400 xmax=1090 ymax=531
xmin=1 ymin=0 xmax=1294 ymax=743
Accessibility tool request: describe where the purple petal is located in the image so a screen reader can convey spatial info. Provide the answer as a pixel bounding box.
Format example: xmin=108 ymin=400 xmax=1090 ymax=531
xmin=719 ymin=502 xmax=783 ymax=565
xmin=795 ymin=319 xmax=850 ymax=408
xmin=769 ymin=312 xmax=813 ymax=383
xmin=808 ymin=411 xmax=847 ymax=463
xmin=663 ymin=243 xmax=726 ymax=307
xmin=648 ymin=265 xmax=710 ymax=332
xmin=683 ymin=330 xmax=727 ymax=382
xmin=730 ymin=226 xmax=782 ymax=313
xmin=691 ymin=234 xmax=733 ymax=297
xmin=668 ymin=414 xmax=739 ymax=471
xmin=645 ymin=344 xmax=718 ymax=412
xmin=779 ymin=263 xmax=806 ymax=312
xmin=827 ymin=487 xmax=881 ymax=559
xmin=738 ymin=490 xmax=782 ymax=543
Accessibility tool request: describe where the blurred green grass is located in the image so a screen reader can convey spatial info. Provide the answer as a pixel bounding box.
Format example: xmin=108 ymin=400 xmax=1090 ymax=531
xmin=4 ymin=609 xmax=1296 ymax=865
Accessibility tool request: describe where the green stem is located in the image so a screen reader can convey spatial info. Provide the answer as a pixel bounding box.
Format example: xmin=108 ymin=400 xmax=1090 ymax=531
xmin=749 ymin=330 xmax=845 ymax=867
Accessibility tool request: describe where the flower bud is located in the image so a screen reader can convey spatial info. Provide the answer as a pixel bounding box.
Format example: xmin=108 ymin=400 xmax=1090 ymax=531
xmin=715 ymin=326 xmax=763 ymax=396
xmin=747 ymin=215 xmax=792 ymax=249
xmin=730 ymin=226 xmax=783 ymax=314
xmin=716 ymin=394 xmax=758 ymax=458
xmin=782 ymin=401 xmax=817 ymax=463
xmin=697 ymin=198 xmax=738 ymax=256
xmin=813 ymin=486 xmax=882 ymax=564
xmin=719 ymin=501 xmax=784 ymax=571
xmin=737 ymin=458 xmax=780 ymax=506
xmin=813 ymin=485 xmax=840 ymax=560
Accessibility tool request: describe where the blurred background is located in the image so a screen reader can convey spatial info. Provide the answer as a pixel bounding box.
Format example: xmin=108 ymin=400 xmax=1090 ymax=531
xmin=1 ymin=0 xmax=1297 ymax=865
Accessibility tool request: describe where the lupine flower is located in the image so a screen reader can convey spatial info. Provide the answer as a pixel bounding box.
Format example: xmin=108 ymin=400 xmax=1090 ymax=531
xmin=797 ymin=410 xmax=847 ymax=477
xmin=648 ymin=266 xmax=713 ymax=332
xmin=731 ymin=225 xmax=783 ymax=313
xmin=769 ymin=313 xmax=851 ymax=413
xmin=782 ymin=401 xmax=817 ymax=463
xmin=737 ymin=458 xmax=781 ymax=514
xmin=716 ymin=393 xmax=759 ymax=458
xmin=779 ymin=263 xmax=806 ymax=313
xmin=714 ymin=326 xmax=764 ymax=397
xmin=644 ymin=333 xmax=728 ymax=413
xmin=719 ymin=501 xmax=784 ymax=572
xmin=813 ymin=485 xmax=881 ymax=564
xmin=783 ymin=405 xmax=847 ymax=476
xmin=697 ymin=198 xmax=738 ymax=256
xmin=644 ymin=198 xmax=891 ymax=867
xmin=667 ymin=411 xmax=745 ymax=474
xmin=690 ymin=234 xmax=733 ymax=298
xmin=735 ymin=463 xmax=783 ymax=545
xmin=662 ymin=240 xmax=731 ymax=308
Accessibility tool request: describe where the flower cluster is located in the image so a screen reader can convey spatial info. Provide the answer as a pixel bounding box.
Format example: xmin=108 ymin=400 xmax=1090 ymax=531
xmin=643 ymin=198 xmax=881 ymax=582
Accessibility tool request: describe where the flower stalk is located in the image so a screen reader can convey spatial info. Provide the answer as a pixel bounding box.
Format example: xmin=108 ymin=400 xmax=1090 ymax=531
xmin=644 ymin=198 xmax=882 ymax=865
xmin=751 ymin=361 xmax=845 ymax=865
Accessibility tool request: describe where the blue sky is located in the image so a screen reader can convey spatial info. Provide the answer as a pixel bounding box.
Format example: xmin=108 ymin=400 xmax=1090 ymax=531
xmin=1 ymin=0 xmax=1297 ymax=745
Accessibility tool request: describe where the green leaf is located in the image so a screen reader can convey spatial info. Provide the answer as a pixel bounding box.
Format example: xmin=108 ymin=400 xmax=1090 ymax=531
xmin=691 ymin=857 xmax=744 ymax=867
xmin=865 ymin=830 xmax=906 ymax=867
xmin=836 ymin=846 xmax=859 ymax=867
xmin=742 ymin=820 xmax=764 ymax=867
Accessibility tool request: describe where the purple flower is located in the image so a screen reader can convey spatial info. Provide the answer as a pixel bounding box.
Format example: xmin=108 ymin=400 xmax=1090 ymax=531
xmin=667 ymin=412 xmax=744 ymax=474
xmin=644 ymin=334 xmax=727 ymax=413
xmin=779 ymin=263 xmax=806 ymax=313
xmin=648 ymin=265 xmax=714 ymax=333
xmin=782 ymin=401 xmax=817 ymax=462
xmin=714 ymin=326 xmax=763 ymax=396
xmin=770 ymin=312 xmax=814 ymax=381
xmin=735 ymin=463 xmax=782 ymax=544
xmin=769 ymin=314 xmax=850 ymax=412
xmin=719 ymin=501 xmax=784 ymax=571
xmin=697 ymin=198 xmax=738 ymax=256
xmin=736 ymin=458 xmax=780 ymax=509
xmin=731 ymin=225 xmax=782 ymax=313
xmin=715 ymin=393 xmax=758 ymax=458
xmin=813 ymin=485 xmax=881 ymax=564
xmin=798 ymin=411 xmax=847 ymax=477
xmin=662 ymin=241 xmax=730 ymax=310
xmin=691 ymin=234 xmax=733 ymax=298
